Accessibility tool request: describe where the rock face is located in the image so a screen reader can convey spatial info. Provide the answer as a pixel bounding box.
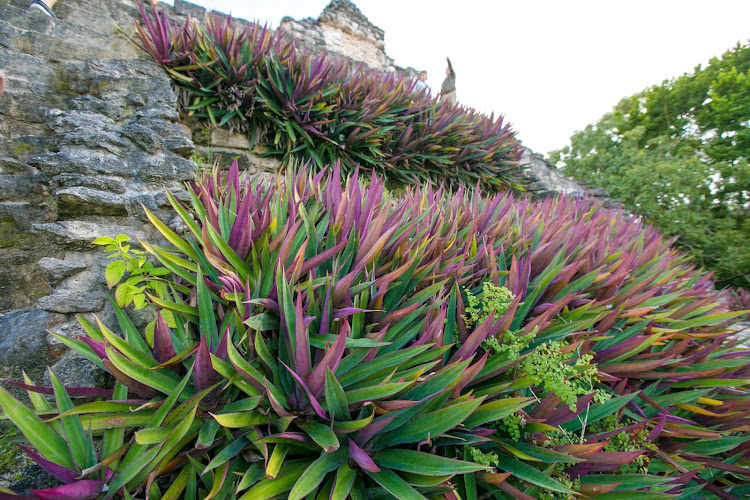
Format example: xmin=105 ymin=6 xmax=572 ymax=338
xmin=0 ymin=0 xmax=199 ymax=394
xmin=519 ymin=148 xmax=616 ymax=205
xmin=280 ymin=0 xmax=403 ymax=74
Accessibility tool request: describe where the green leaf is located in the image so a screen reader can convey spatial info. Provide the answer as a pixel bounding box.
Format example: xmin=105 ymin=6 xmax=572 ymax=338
xmin=330 ymin=463 xmax=356 ymax=500
xmin=204 ymin=435 xmax=250 ymax=474
xmin=197 ymin=266 xmax=219 ymax=347
xmin=266 ymin=444 xmax=288 ymax=480
xmin=288 ymin=449 xmax=348 ymax=500
xmin=0 ymin=386 xmax=74 ymax=470
xmin=495 ymin=456 xmax=576 ymax=494
xmin=375 ymin=397 xmax=483 ymax=447
xmin=244 ymin=313 xmax=280 ymax=332
xmin=299 ymin=420 xmax=340 ymax=452
xmin=106 ymin=345 xmax=183 ymax=397
xmin=103 ymin=382 xmax=128 ymax=470
xmin=103 ymin=446 xmax=160 ymax=499
xmin=162 ymin=465 xmax=191 ymax=500
xmin=591 ymin=493 xmax=677 ymax=500
xmin=106 ymin=260 xmax=127 ymax=288
xmin=48 ymin=369 xmax=90 ymax=468
xmin=578 ymin=473 xmax=672 ymax=490
xmin=561 ymin=392 xmax=640 ymax=432
xmin=462 ymin=398 xmax=533 ymax=429
xmin=210 ymin=411 xmax=269 ymax=428
xmin=344 ymin=381 xmax=412 ymax=404
xmin=364 ymin=467 xmax=427 ymax=500
xmin=142 ymin=205 xmax=198 ymax=262
xmin=373 ymin=449 xmax=487 ymax=476
xmin=324 ymin=368 xmax=349 ymax=421
xmin=238 ymin=461 xmax=309 ymax=500
xmin=196 ymin=418 xmax=220 ymax=450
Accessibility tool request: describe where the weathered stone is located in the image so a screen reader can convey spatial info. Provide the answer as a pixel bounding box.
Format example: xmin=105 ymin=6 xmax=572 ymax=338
xmin=125 ymin=93 xmax=146 ymax=107
xmin=28 ymin=150 xmax=133 ymax=178
xmin=173 ymin=0 xmax=206 ymax=19
xmin=137 ymin=118 xmax=188 ymax=139
xmin=280 ymin=0 xmax=395 ymax=71
xmin=50 ymin=173 xmax=127 ymax=194
xmin=135 ymin=106 xmax=180 ymax=122
xmin=0 ymin=175 xmax=47 ymax=203
xmin=0 ymin=201 xmax=54 ymax=232
xmin=121 ymin=123 xmax=164 ymax=153
xmin=69 ymin=95 xmax=125 ymax=118
xmin=38 ymin=255 xmax=87 ymax=286
xmin=32 ymin=220 xmax=158 ymax=251
xmin=43 ymin=350 xmax=107 ymax=389
xmin=38 ymin=290 xmax=105 ymax=313
xmin=195 ymin=145 xmax=281 ymax=174
xmin=520 ymin=148 xmax=585 ymax=199
xmin=56 ymin=186 xmax=128 ymax=218
xmin=0 ymin=308 xmax=65 ymax=375
xmin=46 ymin=108 xmax=116 ymax=134
xmin=163 ymin=135 xmax=195 ymax=157
xmin=206 ymin=128 xmax=252 ymax=149
xmin=137 ymin=154 xmax=197 ymax=184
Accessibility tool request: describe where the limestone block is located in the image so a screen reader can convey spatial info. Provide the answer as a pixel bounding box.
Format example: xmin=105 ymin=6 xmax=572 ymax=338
xmin=56 ymin=186 xmax=129 ymax=218
xmin=163 ymin=135 xmax=195 ymax=157
xmin=37 ymin=290 xmax=105 ymax=313
xmin=50 ymin=173 xmax=127 ymax=194
xmin=121 ymin=123 xmax=164 ymax=153
xmin=28 ymin=150 xmax=134 ymax=178
xmin=38 ymin=255 xmax=87 ymax=286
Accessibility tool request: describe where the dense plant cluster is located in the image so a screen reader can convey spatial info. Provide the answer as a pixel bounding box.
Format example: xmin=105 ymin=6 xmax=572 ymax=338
xmin=132 ymin=6 xmax=526 ymax=191
xmin=2 ymin=162 xmax=749 ymax=498
xmin=551 ymin=42 xmax=750 ymax=290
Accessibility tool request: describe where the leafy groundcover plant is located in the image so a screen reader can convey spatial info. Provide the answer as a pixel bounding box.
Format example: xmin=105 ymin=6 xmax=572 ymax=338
xmin=132 ymin=7 xmax=525 ymax=191
xmin=2 ymin=162 xmax=750 ymax=499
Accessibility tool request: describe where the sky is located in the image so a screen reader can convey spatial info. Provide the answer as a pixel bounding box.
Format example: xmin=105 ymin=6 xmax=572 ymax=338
xmin=175 ymin=0 xmax=750 ymax=157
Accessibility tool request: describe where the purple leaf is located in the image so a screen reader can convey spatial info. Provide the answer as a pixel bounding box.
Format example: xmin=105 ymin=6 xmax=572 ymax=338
xmin=19 ymin=446 xmax=78 ymax=484
xmin=294 ymin=294 xmax=311 ymax=378
xmin=355 ymin=416 xmax=395 ymax=447
xmin=348 ymin=438 xmax=380 ymax=472
xmin=30 ymin=480 xmax=104 ymax=500
xmin=307 ymin=323 xmax=348 ymax=397
xmin=194 ymin=335 xmax=217 ymax=395
xmin=449 ymin=310 xmax=495 ymax=364
xmin=101 ymin=360 xmax=159 ymax=399
xmin=280 ymin=361 xmax=327 ymax=419
xmin=79 ymin=337 xmax=107 ymax=360
xmin=3 ymin=380 xmax=113 ymax=399
xmin=153 ymin=312 xmax=177 ymax=365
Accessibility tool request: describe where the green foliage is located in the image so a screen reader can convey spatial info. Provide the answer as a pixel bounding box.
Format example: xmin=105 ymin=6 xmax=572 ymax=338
xmin=464 ymin=282 xmax=518 ymax=326
xmin=551 ymin=41 xmax=750 ymax=290
xmin=523 ymin=342 xmax=609 ymax=411
xmin=2 ymin=164 xmax=749 ymax=498
xmin=466 ymin=284 xmax=608 ymax=411
xmin=92 ymin=234 xmax=170 ymax=309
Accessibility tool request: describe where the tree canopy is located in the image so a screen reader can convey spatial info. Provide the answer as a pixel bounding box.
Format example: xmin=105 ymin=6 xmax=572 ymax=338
xmin=551 ymin=42 xmax=750 ymax=290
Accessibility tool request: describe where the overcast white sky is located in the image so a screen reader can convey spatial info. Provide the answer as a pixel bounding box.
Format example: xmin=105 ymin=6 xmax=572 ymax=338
xmin=179 ymin=0 xmax=750 ymax=156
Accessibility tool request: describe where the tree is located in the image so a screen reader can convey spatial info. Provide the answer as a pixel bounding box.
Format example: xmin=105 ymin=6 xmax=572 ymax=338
xmin=551 ymin=42 xmax=750 ymax=289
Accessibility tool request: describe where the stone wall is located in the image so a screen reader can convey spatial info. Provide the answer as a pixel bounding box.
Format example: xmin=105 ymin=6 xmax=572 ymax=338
xmin=0 ymin=0 xmax=201 ymax=392
xmin=280 ymin=0 xmax=399 ymax=73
